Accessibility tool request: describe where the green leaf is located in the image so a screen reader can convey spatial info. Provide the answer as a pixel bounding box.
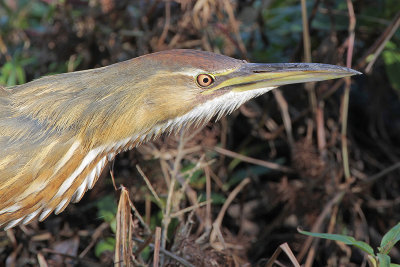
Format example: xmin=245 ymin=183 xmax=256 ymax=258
xmin=382 ymin=41 xmax=400 ymax=92
xmin=15 ymin=66 xmax=26 ymax=84
xmin=0 ymin=62 xmax=12 ymax=85
xmin=298 ymin=228 xmax=374 ymax=255
xmin=378 ymin=253 xmax=390 ymax=267
xmin=380 ymin=223 xmax=400 ymax=255
xmin=210 ymin=193 xmax=226 ymax=205
xmin=95 ymin=237 xmax=115 ymax=258
xmin=140 ymin=246 xmax=151 ymax=261
xmin=96 ymin=195 xmax=117 ymax=225
xmin=199 ymin=192 xmax=226 ymax=205
xmin=150 ymin=210 xmax=163 ymax=230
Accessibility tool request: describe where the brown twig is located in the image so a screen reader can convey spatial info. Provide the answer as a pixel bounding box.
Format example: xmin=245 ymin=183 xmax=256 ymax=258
xmin=153 ymin=227 xmax=161 ymax=267
xmin=204 ymin=165 xmax=212 ymax=231
xmin=323 ymin=11 xmax=400 ymax=100
xmin=41 ymin=248 xmax=98 ymax=265
xmin=273 ymin=89 xmax=294 ymax=148
xmin=297 ymin=191 xmax=345 ymax=264
xmin=221 ymin=0 xmax=247 ymax=58
xmin=170 ymin=200 xmax=211 ymax=218
xmin=362 ymin=162 xmax=400 ymax=185
xmin=37 ymin=252 xmax=48 ymax=267
xmin=145 ymin=195 xmax=151 ymax=226
xmin=364 ymin=11 xmax=400 ymax=73
xmin=125 ymin=188 xmax=151 ymax=234
xmin=210 ymin=177 xmax=251 ymax=245
xmin=316 ymin=102 xmax=327 ymax=157
xmin=340 ymin=0 xmax=356 ymax=181
xmin=162 ymin=127 xmax=187 ymax=263
xmin=136 ymin=164 xmax=163 ymax=207
xmin=212 ymin=146 xmax=293 ymax=173
xmin=133 ymin=237 xmax=195 ymax=267
xmin=301 ymin=0 xmax=318 ymax=134
xmin=109 ymin=164 xmax=118 ymax=191
xmin=134 ymin=234 xmax=153 ymax=258
xmin=157 ymin=0 xmax=171 ymax=49
xmin=266 ymin=242 xmax=301 ymax=267
xmin=79 ymin=222 xmax=109 ymax=258
xmin=301 ymin=0 xmax=312 ymax=62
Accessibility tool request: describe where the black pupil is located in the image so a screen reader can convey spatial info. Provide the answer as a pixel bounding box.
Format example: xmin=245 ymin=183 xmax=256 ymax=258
xmin=203 ymin=77 xmax=209 ymax=83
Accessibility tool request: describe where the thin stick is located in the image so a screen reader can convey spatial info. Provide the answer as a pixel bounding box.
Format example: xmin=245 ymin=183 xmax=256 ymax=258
xmin=212 ymin=146 xmax=293 ymax=173
xmin=37 ymin=252 xmax=48 ymax=267
xmin=185 ymin=124 xmax=207 ymax=142
xmin=316 ymin=102 xmax=327 ymax=157
xmin=170 ymin=200 xmax=211 ymax=218
xmin=323 ymin=12 xmax=399 ymax=100
xmin=110 ymin=160 xmax=118 ymax=191
xmin=266 ymin=242 xmax=301 ymax=267
xmin=161 ymin=127 xmax=186 ymax=263
xmin=205 ymin=166 xmax=212 ymax=231
xmin=222 ymin=0 xmax=247 ymax=58
xmin=211 ymin=221 xmax=227 ymax=250
xmin=133 ymin=237 xmax=195 ymax=267
xmin=341 ymin=0 xmax=356 ymax=181
xmin=363 ymin=162 xmax=400 ymax=184
xmin=153 ymin=227 xmax=161 ymax=267
xmin=42 ymin=248 xmax=99 ymax=265
xmin=157 ymin=0 xmax=171 ymax=48
xmin=210 ymin=177 xmax=251 ymax=243
xmin=365 ymin=11 xmax=400 ymax=73
xmin=301 ymin=0 xmax=312 ymax=62
xmin=273 ymin=89 xmax=294 ymax=148
xmin=134 ymin=234 xmax=153 ymax=257
xmin=125 ymin=190 xmax=151 ymax=234
xmin=301 ymin=0 xmax=317 ymax=123
xmin=145 ymin=195 xmax=151 ymax=226
xmin=297 ymin=191 xmax=345 ymax=263
xmin=79 ymin=222 xmax=109 ymax=258
xmin=136 ymin=165 xmax=163 ymax=207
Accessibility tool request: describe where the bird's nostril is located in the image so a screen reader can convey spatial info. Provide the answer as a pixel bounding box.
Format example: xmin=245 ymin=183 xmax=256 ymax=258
xmin=252 ymin=70 xmax=270 ymax=73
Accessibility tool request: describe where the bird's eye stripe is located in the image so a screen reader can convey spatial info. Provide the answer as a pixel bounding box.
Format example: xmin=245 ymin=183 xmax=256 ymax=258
xmin=196 ymin=74 xmax=214 ymax=87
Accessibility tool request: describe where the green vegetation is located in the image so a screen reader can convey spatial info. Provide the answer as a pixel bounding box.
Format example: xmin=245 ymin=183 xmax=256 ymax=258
xmin=299 ymin=223 xmax=400 ymax=267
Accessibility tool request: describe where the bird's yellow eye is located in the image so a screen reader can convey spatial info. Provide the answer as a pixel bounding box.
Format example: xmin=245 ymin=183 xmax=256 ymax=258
xmin=196 ymin=74 xmax=214 ymax=87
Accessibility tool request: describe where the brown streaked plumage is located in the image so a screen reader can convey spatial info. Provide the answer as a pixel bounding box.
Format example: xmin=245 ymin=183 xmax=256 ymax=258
xmin=0 ymin=49 xmax=360 ymax=229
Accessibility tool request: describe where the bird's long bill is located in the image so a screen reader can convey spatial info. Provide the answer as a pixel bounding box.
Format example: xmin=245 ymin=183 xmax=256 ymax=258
xmin=212 ymin=63 xmax=361 ymax=92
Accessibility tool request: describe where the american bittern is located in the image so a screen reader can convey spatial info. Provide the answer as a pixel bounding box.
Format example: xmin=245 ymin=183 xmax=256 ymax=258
xmin=0 ymin=50 xmax=360 ymax=229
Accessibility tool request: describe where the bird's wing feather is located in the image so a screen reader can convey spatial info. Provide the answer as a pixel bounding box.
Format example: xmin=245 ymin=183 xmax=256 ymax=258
xmin=0 ymin=91 xmax=110 ymax=229
xmin=0 ymin=133 xmax=109 ymax=229
xmin=0 ymin=68 xmax=148 ymax=229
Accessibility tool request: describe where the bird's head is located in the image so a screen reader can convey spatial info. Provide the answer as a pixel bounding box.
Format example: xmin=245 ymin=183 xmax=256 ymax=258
xmin=116 ymin=49 xmax=360 ymax=139
xmin=11 ymin=49 xmax=360 ymax=148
